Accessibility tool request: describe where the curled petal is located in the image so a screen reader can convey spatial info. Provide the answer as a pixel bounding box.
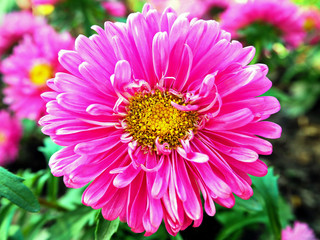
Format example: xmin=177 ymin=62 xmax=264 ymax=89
xmin=177 ymin=140 xmax=209 ymax=163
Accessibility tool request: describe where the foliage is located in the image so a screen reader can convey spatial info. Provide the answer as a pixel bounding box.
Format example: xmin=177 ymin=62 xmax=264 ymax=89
xmin=0 ymin=0 xmax=318 ymax=239
xmin=216 ymin=168 xmax=294 ymax=240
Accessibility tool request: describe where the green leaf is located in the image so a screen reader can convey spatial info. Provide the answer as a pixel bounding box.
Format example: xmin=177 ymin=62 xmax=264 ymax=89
xmin=21 ymin=119 xmax=38 ymax=136
xmin=38 ymin=137 xmax=63 ymax=163
xmin=0 ymin=204 xmax=17 ymax=240
xmin=278 ymin=197 xmax=294 ymax=229
xmin=0 ymin=167 xmax=40 ymax=213
xmin=216 ymin=215 xmax=267 ymax=240
xmin=127 ymin=0 xmax=145 ymax=12
xmin=8 ymin=225 xmax=24 ymax=240
xmin=252 ymin=168 xmax=281 ymax=240
xmin=0 ymin=0 xmax=15 ymax=16
xmin=48 ymin=206 xmax=96 ymax=240
xmin=95 ymin=213 xmax=120 ymax=240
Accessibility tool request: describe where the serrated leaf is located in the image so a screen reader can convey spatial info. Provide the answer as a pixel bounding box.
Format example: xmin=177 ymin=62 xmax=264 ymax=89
xmin=0 ymin=167 xmax=40 ymax=213
xmin=95 ymin=213 xmax=120 ymax=240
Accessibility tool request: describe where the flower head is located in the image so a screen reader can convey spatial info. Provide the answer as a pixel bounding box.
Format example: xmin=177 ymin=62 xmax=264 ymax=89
xmin=31 ymin=0 xmax=60 ymax=5
xmin=1 ymin=26 xmax=74 ymax=120
xmin=103 ymin=1 xmax=127 ymax=18
xmin=147 ymin=0 xmax=208 ymax=18
xmin=301 ymin=7 xmax=320 ymax=45
xmin=205 ymin=0 xmax=233 ymax=9
xmin=220 ymin=0 xmax=306 ymax=48
xmin=0 ymin=110 xmax=22 ymax=166
xmin=282 ymin=221 xmax=317 ymax=240
xmin=0 ymin=11 xmax=46 ymax=56
xmin=40 ymin=4 xmax=281 ymax=236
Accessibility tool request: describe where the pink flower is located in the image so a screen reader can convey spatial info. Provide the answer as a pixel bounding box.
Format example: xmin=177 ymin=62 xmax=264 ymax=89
xmin=1 ymin=26 xmax=74 ymax=121
xmin=40 ymin=4 xmax=281 ymax=236
xmin=0 ymin=11 xmax=46 ymax=56
xmin=31 ymin=0 xmax=60 ymax=5
xmin=147 ymin=0 xmax=208 ymax=18
xmin=301 ymin=7 xmax=320 ymax=45
xmin=282 ymin=221 xmax=317 ymax=240
xmin=102 ymin=1 xmax=127 ymax=18
xmin=220 ymin=0 xmax=306 ymax=48
xmin=0 ymin=110 xmax=22 ymax=166
xmin=205 ymin=0 xmax=233 ymax=9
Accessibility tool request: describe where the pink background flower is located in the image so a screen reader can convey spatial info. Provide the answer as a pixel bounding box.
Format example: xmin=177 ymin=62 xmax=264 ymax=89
xmin=301 ymin=7 xmax=320 ymax=45
xmin=147 ymin=0 xmax=208 ymax=18
xmin=0 ymin=110 xmax=22 ymax=166
xmin=220 ymin=0 xmax=306 ymax=48
xmin=1 ymin=26 xmax=74 ymax=121
xmin=0 ymin=11 xmax=46 ymax=56
xmin=102 ymin=1 xmax=127 ymax=17
xmin=282 ymin=221 xmax=317 ymax=240
xmin=40 ymin=4 xmax=281 ymax=236
xmin=31 ymin=0 xmax=60 ymax=5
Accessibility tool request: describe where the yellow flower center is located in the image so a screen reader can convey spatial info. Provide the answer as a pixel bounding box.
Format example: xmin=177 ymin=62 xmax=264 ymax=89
xmin=29 ymin=64 xmax=53 ymax=87
xmin=33 ymin=4 xmax=55 ymax=16
xmin=125 ymin=90 xmax=198 ymax=150
xmin=0 ymin=132 xmax=6 ymax=144
xmin=304 ymin=18 xmax=316 ymax=31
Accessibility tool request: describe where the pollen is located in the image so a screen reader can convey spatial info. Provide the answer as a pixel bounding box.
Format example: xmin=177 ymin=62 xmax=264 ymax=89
xmin=304 ymin=18 xmax=316 ymax=31
xmin=29 ymin=63 xmax=53 ymax=87
xmin=125 ymin=90 xmax=198 ymax=150
xmin=0 ymin=132 xmax=6 ymax=144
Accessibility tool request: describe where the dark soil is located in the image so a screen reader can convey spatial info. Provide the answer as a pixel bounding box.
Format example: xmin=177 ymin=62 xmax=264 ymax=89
xmin=271 ymin=104 xmax=320 ymax=238
xmin=181 ymin=103 xmax=320 ymax=239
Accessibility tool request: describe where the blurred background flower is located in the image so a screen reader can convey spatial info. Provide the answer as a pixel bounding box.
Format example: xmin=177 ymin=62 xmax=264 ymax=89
xmin=0 ymin=25 xmax=73 ymax=120
xmin=0 ymin=0 xmax=319 ymax=239
xmin=0 ymin=110 xmax=22 ymax=166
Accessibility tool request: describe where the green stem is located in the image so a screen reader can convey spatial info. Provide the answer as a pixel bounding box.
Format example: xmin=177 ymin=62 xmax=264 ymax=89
xmin=251 ymin=41 xmax=262 ymax=65
xmin=48 ymin=174 xmax=59 ymax=202
xmin=38 ymin=198 xmax=68 ymax=212
xmin=81 ymin=1 xmax=94 ymax=36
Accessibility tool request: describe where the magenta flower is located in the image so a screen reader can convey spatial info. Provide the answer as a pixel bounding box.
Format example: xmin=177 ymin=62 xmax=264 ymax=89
xmin=0 ymin=11 xmax=46 ymax=56
xmin=102 ymin=1 xmax=127 ymax=18
xmin=147 ymin=0 xmax=208 ymax=18
xmin=0 ymin=110 xmax=22 ymax=166
xmin=40 ymin=4 xmax=281 ymax=236
xmin=302 ymin=7 xmax=320 ymax=45
xmin=205 ymin=0 xmax=233 ymax=10
xmin=1 ymin=26 xmax=74 ymax=121
xmin=282 ymin=221 xmax=317 ymax=240
xmin=220 ymin=0 xmax=306 ymax=48
xmin=31 ymin=0 xmax=60 ymax=5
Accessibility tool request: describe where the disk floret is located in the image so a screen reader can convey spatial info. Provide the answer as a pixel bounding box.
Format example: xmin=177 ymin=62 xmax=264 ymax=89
xmin=125 ymin=90 xmax=198 ymax=150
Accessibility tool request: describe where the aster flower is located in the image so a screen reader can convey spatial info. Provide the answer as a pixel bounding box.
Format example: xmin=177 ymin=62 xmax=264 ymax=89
xmin=282 ymin=221 xmax=317 ymax=240
xmin=147 ymin=0 xmax=208 ymax=18
xmin=205 ymin=0 xmax=233 ymax=10
xmin=0 ymin=110 xmax=22 ymax=166
xmin=40 ymin=4 xmax=281 ymax=236
xmin=0 ymin=11 xmax=46 ymax=56
xmin=220 ymin=0 xmax=306 ymax=48
xmin=103 ymin=1 xmax=127 ymax=18
xmin=301 ymin=7 xmax=320 ymax=45
xmin=31 ymin=0 xmax=60 ymax=5
xmin=203 ymin=0 xmax=233 ymax=20
xmin=1 ymin=26 xmax=74 ymax=121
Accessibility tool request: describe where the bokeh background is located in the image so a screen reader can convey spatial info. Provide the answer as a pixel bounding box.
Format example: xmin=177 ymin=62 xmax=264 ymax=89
xmin=0 ymin=0 xmax=319 ymax=239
